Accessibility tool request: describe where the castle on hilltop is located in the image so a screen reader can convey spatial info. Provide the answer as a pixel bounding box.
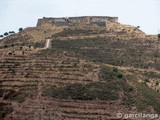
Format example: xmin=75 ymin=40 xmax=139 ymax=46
xmin=37 ymin=16 xmax=119 ymax=27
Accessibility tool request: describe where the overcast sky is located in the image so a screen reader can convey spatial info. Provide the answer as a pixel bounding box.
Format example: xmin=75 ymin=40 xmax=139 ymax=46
xmin=0 ymin=0 xmax=160 ymax=35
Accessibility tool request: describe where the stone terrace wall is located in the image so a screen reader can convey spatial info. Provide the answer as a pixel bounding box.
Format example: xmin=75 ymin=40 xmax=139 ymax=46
xmin=37 ymin=16 xmax=118 ymax=27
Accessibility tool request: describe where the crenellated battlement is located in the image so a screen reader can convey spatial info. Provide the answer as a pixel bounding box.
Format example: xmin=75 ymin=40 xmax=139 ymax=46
xmin=37 ymin=16 xmax=118 ymax=27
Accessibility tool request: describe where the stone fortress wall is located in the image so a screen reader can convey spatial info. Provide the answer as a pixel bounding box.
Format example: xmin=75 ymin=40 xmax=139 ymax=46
xmin=36 ymin=16 xmax=148 ymax=39
xmin=37 ymin=16 xmax=119 ymax=27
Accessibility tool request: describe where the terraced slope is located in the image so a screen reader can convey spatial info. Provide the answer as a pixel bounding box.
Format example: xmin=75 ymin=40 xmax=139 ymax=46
xmin=0 ymin=17 xmax=160 ymax=120
xmin=0 ymin=48 xmax=104 ymax=119
xmin=52 ymin=37 xmax=160 ymax=91
xmin=0 ymin=47 xmax=160 ymax=120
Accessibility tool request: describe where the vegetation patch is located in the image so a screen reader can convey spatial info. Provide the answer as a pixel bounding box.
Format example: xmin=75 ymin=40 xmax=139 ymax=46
xmin=134 ymin=83 xmax=160 ymax=112
xmin=52 ymin=38 xmax=160 ymax=70
xmin=0 ymin=89 xmax=4 ymax=97
xmin=123 ymin=75 xmax=160 ymax=112
xmin=43 ymin=82 xmax=119 ymax=101
xmin=43 ymin=66 xmax=132 ymax=101
xmin=100 ymin=66 xmax=123 ymax=81
xmin=33 ymin=41 xmax=45 ymax=48
xmin=0 ymin=102 xmax=13 ymax=118
xmin=3 ymin=89 xmax=31 ymax=103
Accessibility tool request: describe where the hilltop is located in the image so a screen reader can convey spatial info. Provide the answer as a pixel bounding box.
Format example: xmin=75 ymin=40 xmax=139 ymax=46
xmin=0 ymin=16 xmax=160 ymax=120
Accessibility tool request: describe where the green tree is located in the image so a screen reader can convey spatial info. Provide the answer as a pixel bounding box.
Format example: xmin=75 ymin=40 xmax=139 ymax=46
xmin=0 ymin=35 xmax=3 ymax=38
xmin=4 ymin=32 xmax=9 ymax=36
xmin=9 ymin=31 xmax=15 ymax=34
xmin=136 ymin=26 xmax=140 ymax=29
xmin=19 ymin=28 xmax=23 ymax=32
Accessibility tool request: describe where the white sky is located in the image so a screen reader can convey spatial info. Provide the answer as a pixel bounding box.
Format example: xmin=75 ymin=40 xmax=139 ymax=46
xmin=0 ymin=0 xmax=160 ymax=35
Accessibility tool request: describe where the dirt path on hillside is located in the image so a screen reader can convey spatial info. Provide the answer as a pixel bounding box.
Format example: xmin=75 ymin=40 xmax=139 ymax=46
xmin=44 ymin=39 xmax=51 ymax=49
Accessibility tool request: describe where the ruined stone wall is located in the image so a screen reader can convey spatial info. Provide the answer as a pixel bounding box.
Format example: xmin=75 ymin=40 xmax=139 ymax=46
xmin=37 ymin=16 xmax=118 ymax=27
xmin=53 ymin=18 xmax=68 ymax=26
xmin=68 ymin=16 xmax=91 ymax=23
xmin=37 ymin=17 xmax=53 ymax=27
xmin=90 ymin=16 xmax=118 ymax=23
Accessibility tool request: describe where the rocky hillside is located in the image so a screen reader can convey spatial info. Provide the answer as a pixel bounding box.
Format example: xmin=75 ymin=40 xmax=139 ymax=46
xmin=0 ymin=16 xmax=160 ymax=120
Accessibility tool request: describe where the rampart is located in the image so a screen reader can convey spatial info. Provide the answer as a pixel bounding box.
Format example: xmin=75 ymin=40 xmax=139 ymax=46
xmin=37 ymin=16 xmax=118 ymax=27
